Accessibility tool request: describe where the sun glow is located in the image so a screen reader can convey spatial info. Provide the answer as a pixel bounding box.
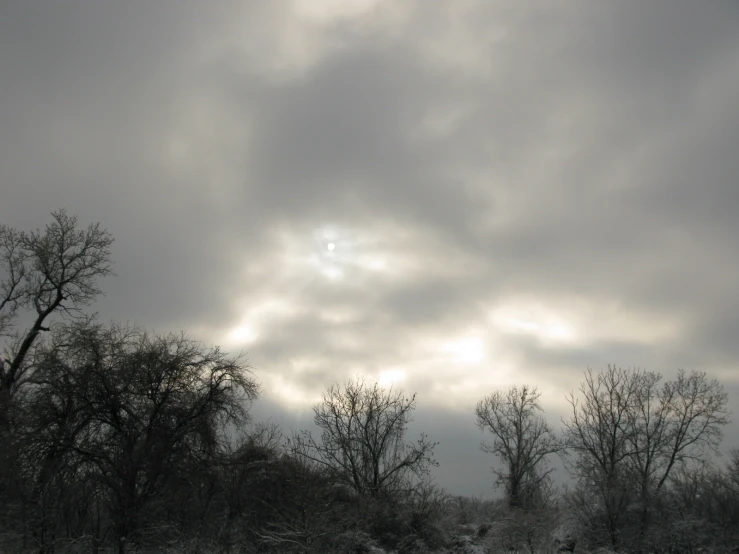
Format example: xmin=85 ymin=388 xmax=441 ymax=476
xmin=228 ymin=324 xmax=257 ymax=344
xmin=442 ymin=336 xmax=485 ymax=364
xmin=321 ymin=266 xmax=344 ymax=280
xmin=378 ymin=368 xmax=406 ymax=387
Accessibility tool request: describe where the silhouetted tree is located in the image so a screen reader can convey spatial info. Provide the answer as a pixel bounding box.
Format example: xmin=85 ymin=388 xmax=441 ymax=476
xmin=0 ymin=210 xmax=113 ymax=400
xmin=0 ymin=211 xmax=112 ymax=552
xmin=22 ymin=321 xmax=258 ymax=554
xmin=292 ymin=379 xmax=437 ymax=498
xmin=475 ymin=385 xmax=563 ymax=510
xmin=563 ymin=366 xmax=730 ymax=552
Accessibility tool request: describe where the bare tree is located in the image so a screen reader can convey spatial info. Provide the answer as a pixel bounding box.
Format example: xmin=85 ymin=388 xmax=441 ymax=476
xmin=0 ymin=210 xmax=113 ymax=399
xmin=291 ymin=379 xmax=437 ymax=497
xmin=563 ymin=366 xmax=730 ymax=551
xmin=0 ymin=212 xmax=112 ymax=552
xmin=653 ymin=370 xmax=729 ymax=488
xmin=665 ymin=454 xmax=739 ymax=551
xmin=475 ymin=385 xmax=563 ymax=510
xmin=23 ymin=321 xmax=259 ymax=554
xmin=563 ymin=366 xmax=654 ymax=550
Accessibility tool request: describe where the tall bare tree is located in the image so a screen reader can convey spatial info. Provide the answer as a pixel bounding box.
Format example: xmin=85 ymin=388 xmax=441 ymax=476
xmin=563 ymin=366 xmax=644 ymax=550
xmin=0 ymin=210 xmax=113 ymax=399
xmin=0 ymin=211 xmax=113 ymax=551
xmin=475 ymin=385 xmax=563 ymax=509
xmin=292 ymin=379 xmax=437 ymax=498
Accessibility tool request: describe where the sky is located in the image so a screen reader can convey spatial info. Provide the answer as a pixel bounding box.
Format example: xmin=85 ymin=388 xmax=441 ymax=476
xmin=2 ymin=0 xmax=739 ymax=498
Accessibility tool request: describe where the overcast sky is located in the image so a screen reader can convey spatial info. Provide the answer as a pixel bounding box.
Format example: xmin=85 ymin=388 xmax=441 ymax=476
xmin=2 ymin=0 xmax=739 ymax=497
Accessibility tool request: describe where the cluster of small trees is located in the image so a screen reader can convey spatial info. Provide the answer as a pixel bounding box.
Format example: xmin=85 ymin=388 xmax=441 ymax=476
xmin=1 ymin=212 xmax=737 ymax=554
xmin=475 ymin=371 xmax=735 ymax=552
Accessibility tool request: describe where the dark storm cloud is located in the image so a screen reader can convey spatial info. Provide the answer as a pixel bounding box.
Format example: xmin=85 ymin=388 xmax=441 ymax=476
xmin=2 ymin=0 xmax=739 ymax=496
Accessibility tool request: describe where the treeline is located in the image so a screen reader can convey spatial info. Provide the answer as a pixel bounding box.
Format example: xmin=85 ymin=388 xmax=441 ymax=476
xmin=475 ymin=375 xmax=736 ymax=553
xmin=0 ymin=212 xmax=737 ymax=554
